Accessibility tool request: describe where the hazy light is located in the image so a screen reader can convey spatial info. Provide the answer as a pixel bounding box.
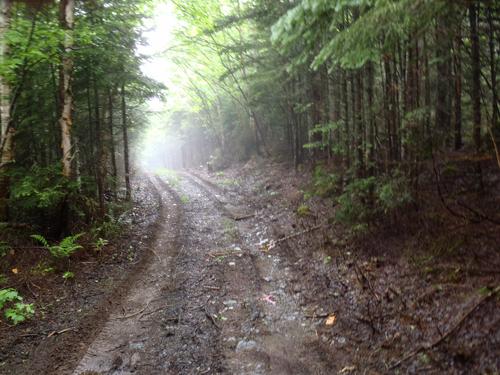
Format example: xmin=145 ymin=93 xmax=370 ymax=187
xmin=138 ymin=1 xmax=184 ymax=171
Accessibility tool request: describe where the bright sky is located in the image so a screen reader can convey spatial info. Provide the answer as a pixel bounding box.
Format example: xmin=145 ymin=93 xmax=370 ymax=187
xmin=138 ymin=1 xmax=177 ymax=112
xmin=138 ymin=1 xmax=184 ymax=170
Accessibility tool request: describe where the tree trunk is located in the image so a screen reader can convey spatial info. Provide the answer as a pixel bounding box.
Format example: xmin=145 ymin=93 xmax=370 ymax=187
xmin=0 ymin=0 xmax=10 ymax=145
xmin=487 ymin=5 xmax=499 ymax=142
xmin=107 ymin=88 xmax=117 ymax=197
xmin=366 ymin=62 xmax=375 ymax=176
xmin=453 ymin=29 xmax=463 ymax=150
xmin=342 ymin=69 xmax=350 ymax=169
xmin=0 ymin=0 xmax=11 ymax=220
xmin=121 ymin=84 xmax=131 ymax=201
xmin=59 ymin=0 xmax=75 ymax=178
xmin=93 ymin=77 xmax=105 ymax=217
xmin=469 ymin=2 xmax=482 ymax=153
xmin=355 ymin=70 xmax=364 ymax=176
xmin=435 ymin=11 xmax=452 ymax=147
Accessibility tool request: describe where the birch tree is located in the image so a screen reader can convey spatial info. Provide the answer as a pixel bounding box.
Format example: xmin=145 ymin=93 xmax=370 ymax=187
xmin=58 ymin=0 xmax=75 ymax=178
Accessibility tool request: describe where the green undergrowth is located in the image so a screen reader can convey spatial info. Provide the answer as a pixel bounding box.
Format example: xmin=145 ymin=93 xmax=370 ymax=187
xmin=155 ymin=168 xmax=181 ymax=187
xmin=0 ymin=289 xmax=34 ymax=325
xmin=303 ymin=165 xmax=413 ymax=231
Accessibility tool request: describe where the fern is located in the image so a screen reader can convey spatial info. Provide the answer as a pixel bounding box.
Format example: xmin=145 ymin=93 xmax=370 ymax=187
xmin=30 ymin=234 xmax=49 ymax=248
xmin=31 ymin=233 xmax=84 ymax=258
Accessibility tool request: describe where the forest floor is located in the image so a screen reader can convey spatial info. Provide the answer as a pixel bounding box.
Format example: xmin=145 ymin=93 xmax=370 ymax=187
xmin=1 ymin=158 xmax=499 ymax=374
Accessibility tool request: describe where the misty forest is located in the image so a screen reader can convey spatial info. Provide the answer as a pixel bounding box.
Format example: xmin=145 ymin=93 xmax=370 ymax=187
xmin=0 ymin=0 xmax=499 ymax=374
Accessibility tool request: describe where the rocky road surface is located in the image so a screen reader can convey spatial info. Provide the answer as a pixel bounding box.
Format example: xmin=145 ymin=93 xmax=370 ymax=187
xmin=72 ymin=172 xmax=332 ymax=374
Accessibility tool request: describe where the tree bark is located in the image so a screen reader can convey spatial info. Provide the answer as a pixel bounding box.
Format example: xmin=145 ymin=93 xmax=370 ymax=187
xmin=435 ymin=11 xmax=452 ymax=147
xmin=58 ymin=0 xmax=75 ymax=178
xmin=366 ymin=62 xmax=375 ymax=176
xmin=355 ymin=70 xmax=364 ymax=176
xmin=487 ymin=5 xmax=498 ymax=142
xmin=0 ymin=0 xmax=11 ymax=220
xmin=121 ymin=83 xmax=131 ymax=201
xmin=453 ymin=29 xmax=463 ymax=150
xmin=107 ymin=88 xmax=117 ymax=196
xmin=469 ymin=2 xmax=482 ymax=152
xmin=93 ymin=77 xmax=105 ymax=217
xmin=0 ymin=0 xmax=10 ymax=145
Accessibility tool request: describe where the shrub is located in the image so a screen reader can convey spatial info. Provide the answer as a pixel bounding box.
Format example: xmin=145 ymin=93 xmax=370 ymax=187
xmin=0 ymin=289 xmax=34 ymax=325
xmin=375 ymin=173 xmax=412 ymax=214
xmin=311 ymin=165 xmax=341 ymax=197
xmin=335 ymin=177 xmax=376 ymax=225
xmin=335 ymin=171 xmax=412 ymax=226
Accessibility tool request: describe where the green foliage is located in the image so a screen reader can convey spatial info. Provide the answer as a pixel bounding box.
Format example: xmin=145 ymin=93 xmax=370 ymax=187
xmin=94 ymin=238 xmax=109 ymax=252
xmin=311 ymin=166 xmax=341 ymax=197
xmin=156 ymin=168 xmax=181 ymax=187
xmin=375 ymin=173 xmax=412 ymax=214
xmin=0 ymin=274 xmax=7 ymax=285
xmin=31 ymin=233 xmax=84 ymax=259
xmin=10 ymin=166 xmax=69 ymax=210
xmin=335 ymin=172 xmax=412 ymax=225
xmin=0 ymin=242 xmax=10 ymax=258
xmin=336 ymin=177 xmax=377 ymax=225
xmin=62 ymin=271 xmax=75 ymax=280
xmin=31 ymin=262 xmax=55 ymax=276
xmin=90 ymin=218 xmax=122 ymax=242
xmin=297 ymin=204 xmax=311 ymax=217
xmin=0 ymin=289 xmax=34 ymax=325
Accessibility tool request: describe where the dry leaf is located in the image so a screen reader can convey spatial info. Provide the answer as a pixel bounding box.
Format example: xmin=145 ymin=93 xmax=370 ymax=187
xmin=12 ymin=268 xmax=19 ymax=274
xmin=325 ymin=314 xmax=336 ymax=326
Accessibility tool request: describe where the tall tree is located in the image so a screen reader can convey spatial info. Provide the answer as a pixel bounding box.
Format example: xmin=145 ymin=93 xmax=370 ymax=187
xmin=0 ymin=0 xmax=11 ymax=220
xmin=469 ymin=2 xmax=481 ymax=153
xmin=58 ymin=0 xmax=75 ymax=178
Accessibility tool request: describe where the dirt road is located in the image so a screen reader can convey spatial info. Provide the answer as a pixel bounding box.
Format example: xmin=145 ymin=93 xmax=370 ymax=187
xmin=72 ymin=172 xmax=332 ymax=374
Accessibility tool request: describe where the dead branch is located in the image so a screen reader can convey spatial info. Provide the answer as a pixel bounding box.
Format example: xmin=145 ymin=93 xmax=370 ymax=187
xmin=234 ymin=213 xmax=255 ymax=221
xmin=116 ymin=300 xmax=151 ymax=320
xmin=277 ymin=222 xmax=326 ymax=244
xmin=47 ymin=327 xmax=75 ymax=338
xmin=389 ymin=285 xmax=500 ymax=370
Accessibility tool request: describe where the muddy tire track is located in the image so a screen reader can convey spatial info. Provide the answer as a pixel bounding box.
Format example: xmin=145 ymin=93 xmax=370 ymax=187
xmin=72 ymin=177 xmax=183 ymax=374
xmin=71 ymin=171 xmax=336 ymax=374
xmin=182 ymin=171 xmax=336 ymax=374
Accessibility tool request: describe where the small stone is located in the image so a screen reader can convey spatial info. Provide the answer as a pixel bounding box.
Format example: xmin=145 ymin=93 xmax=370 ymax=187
xmin=130 ymin=352 xmax=141 ymax=367
xmin=236 ymin=340 xmax=257 ymax=352
xmin=223 ymin=300 xmax=238 ymax=306
xmin=129 ymin=342 xmax=145 ymax=350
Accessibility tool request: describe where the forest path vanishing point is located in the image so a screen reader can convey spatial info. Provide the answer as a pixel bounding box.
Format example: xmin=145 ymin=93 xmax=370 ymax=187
xmin=72 ymin=172 xmax=333 ymax=375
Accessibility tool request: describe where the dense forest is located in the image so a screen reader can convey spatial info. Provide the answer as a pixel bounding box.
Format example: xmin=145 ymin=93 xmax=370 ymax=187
xmin=0 ymin=0 xmax=162 ymax=234
xmin=0 ymin=0 xmax=499 ymax=373
xmin=172 ymin=0 xmax=499 ymax=178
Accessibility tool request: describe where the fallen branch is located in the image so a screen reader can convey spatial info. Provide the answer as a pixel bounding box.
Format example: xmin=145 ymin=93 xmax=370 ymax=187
xmin=116 ymin=300 xmax=151 ymax=320
xmin=47 ymin=327 xmax=75 ymax=338
xmin=208 ymin=250 xmax=242 ymax=258
xmin=276 ymin=222 xmax=326 ymax=244
xmin=234 ymin=213 xmax=255 ymax=221
xmin=389 ymin=285 xmax=500 ymax=370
